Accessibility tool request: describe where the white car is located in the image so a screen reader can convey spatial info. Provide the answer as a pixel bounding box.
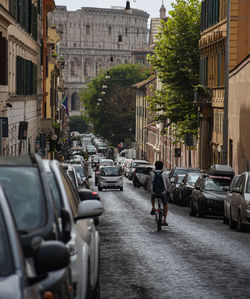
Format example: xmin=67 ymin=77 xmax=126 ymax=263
xmin=98 ymin=166 xmax=123 ymax=191
xmin=43 ymin=159 xmax=103 ymax=299
xmin=228 ymin=171 xmax=250 ymax=232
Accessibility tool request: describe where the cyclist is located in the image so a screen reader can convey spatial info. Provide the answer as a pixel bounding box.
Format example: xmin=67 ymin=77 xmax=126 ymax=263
xmin=149 ymin=161 xmax=170 ymax=226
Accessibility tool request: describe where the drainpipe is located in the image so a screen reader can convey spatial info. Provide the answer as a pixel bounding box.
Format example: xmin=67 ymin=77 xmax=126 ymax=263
xmin=223 ymin=0 xmax=230 ymax=164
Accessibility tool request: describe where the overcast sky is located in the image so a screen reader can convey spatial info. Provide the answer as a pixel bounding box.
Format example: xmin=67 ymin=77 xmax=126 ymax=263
xmin=55 ymin=0 xmax=172 ymax=19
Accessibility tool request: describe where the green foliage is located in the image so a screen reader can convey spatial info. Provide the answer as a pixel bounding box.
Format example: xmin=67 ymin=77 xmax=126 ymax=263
xmin=80 ymin=64 xmax=151 ymax=146
xmin=147 ymin=0 xmax=201 ymax=140
xmin=68 ymin=116 xmax=88 ymax=133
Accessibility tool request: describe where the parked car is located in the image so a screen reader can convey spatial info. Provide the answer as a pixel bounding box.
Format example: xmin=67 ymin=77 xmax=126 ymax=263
xmin=0 ymin=184 xmax=71 ymax=299
xmin=86 ymin=145 xmax=96 ymax=155
xmin=168 ymin=166 xmax=201 ymax=183
xmin=98 ymin=166 xmax=123 ymax=191
xmin=177 ymin=172 xmax=202 ymax=206
xmin=43 ymin=159 xmax=104 ymax=298
xmin=73 ymin=164 xmax=89 ymax=188
xmin=132 ymin=164 xmax=154 ymax=190
xmin=0 ymin=153 xmax=73 ymax=298
xmin=123 ymin=159 xmax=133 ymax=177
xmin=224 ymin=174 xmax=240 ymax=224
xmin=168 ymin=174 xmax=186 ymax=204
xmin=127 ymin=159 xmax=149 ymax=180
xmin=62 ymin=163 xmax=80 ymax=189
xmin=227 ymin=171 xmax=250 ymax=231
xmin=189 ymin=174 xmax=232 ymax=218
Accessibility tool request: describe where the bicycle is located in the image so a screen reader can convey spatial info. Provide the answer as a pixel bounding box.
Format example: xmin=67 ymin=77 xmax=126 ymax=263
xmin=154 ymin=196 xmax=164 ymax=231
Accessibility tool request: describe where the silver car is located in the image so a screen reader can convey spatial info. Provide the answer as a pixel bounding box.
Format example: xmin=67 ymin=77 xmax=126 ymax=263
xmin=43 ymin=160 xmax=103 ymax=299
xmin=223 ymin=174 xmax=240 ymax=224
xmin=229 ymin=171 xmax=250 ymax=232
xmin=98 ymin=166 xmax=123 ymax=191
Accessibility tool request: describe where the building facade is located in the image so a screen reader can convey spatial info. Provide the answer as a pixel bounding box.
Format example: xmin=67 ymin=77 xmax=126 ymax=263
xmin=228 ymin=55 xmax=250 ymax=174
xmin=49 ymin=5 xmax=149 ymax=115
xmin=198 ymin=0 xmax=250 ymax=170
xmin=0 ymin=0 xmax=41 ymax=156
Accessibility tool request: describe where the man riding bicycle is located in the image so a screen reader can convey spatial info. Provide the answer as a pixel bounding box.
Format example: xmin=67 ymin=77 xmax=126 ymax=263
xmin=149 ymin=161 xmax=170 ymax=226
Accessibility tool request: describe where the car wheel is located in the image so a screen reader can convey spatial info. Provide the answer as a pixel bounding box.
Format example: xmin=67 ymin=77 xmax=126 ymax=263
xmin=236 ymin=211 xmax=244 ymax=232
xmin=223 ymin=215 xmax=228 ymax=225
xmin=189 ymin=200 xmax=196 ymax=217
xmin=98 ymin=186 xmax=102 ymax=191
xmin=120 ymin=187 xmax=123 ymax=191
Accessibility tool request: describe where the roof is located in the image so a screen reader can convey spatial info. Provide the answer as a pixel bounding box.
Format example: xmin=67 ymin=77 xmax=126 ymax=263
xmin=131 ymin=45 xmax=154 ymax=54
xmin=133 ymin=75 xmax=156 ymax=89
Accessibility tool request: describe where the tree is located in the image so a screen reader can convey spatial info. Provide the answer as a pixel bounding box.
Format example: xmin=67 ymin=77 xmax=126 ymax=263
xmin=68 ymin=116 xmax=88 ymax=133
xmin=80 ymin=64 xmax=151 ymax=146
xmin=148 ymin=0 xmax=201 ymax=140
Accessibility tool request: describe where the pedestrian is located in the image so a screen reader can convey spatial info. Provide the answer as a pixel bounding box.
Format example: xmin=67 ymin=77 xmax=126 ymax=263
xmin=149 ymin=160 xmax=170 ymax=226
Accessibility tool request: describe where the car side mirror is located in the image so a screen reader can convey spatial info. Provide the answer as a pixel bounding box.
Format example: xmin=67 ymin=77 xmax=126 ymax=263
xmin=34 ymin=241 xmax=70 ymax=275
xmin=223 ymin=186 xmax=230 ymax=191
xmin=75 ymin=200 xmax=103 ymax=221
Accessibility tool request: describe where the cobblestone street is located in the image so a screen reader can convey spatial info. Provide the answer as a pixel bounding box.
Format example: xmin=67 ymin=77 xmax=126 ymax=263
xmin=94 ymin=178 xmax=250 ymax=299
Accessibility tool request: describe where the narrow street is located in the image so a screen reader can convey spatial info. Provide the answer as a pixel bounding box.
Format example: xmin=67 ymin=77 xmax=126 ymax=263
xmin=91 ymin=177 xmax=250 ymax=299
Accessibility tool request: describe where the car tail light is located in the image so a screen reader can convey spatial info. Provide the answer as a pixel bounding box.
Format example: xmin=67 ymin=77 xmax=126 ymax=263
xmin=92 ymin=192 xmax=98 ymax=195
xmin=43 ymin=292 xmax=54 ymax=299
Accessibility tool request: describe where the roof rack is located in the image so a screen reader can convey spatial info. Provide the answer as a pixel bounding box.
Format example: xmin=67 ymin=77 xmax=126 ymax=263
xmin=208 ymin=164 xmax=235 ymax=177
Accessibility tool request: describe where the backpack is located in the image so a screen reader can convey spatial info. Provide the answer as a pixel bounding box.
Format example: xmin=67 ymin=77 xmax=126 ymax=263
xmin=153 ymin=171 xmax=165 ymax=194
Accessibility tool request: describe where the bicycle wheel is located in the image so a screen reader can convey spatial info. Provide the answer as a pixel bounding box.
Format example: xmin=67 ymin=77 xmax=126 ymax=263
xmin=157 ymin=216 xmax=162 ymax=231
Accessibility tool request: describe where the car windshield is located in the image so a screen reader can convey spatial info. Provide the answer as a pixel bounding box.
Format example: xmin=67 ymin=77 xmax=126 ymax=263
xmin=0 ymin=208 xmax=13 ymax=276
xmin=204 ymin=177 xmax=231 ymax=191
xmin=0 ymin=167 xmax=45 ymax=231
xmin=187 ymin=174 xmax=201 ymax=184
xmin=74 ymin=165 xmax=86 ymax=177
xmin=102 ymin=167 xmax=121 ymax=176
xmin=177 ymin=175 xmax=185 ymax=183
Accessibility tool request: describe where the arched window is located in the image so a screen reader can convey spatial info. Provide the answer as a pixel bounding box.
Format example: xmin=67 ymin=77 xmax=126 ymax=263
xmin=71 ymin=92 xmax=79 ymax=110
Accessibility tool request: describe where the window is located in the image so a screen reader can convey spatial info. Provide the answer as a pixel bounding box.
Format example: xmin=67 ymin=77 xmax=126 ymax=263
xmin=0 ymin=167 xmax=46 ymax=231
xmin=108 ymin=26 xmax=112 ymax=34
xmin=86 ymin=25 xmax=90 ymax=34
xmin=59 ymin=167 xmax=79 ymax=217
xmin=125 ymin=28 xmax=128 ymax=36
xmin=46 ymin=172 xmax=62 ymax=217
xmin=0 ymin=209 xmax=14 ymax=276
xmin=0 ymin=33 xmax=8 ymax=85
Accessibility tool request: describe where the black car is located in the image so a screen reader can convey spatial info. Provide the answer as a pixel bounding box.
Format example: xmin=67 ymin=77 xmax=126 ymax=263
xmin=169 ymin=174 xmax=186 ymax=204
xmin=0 ymin=153 xmax=73 ymax=298
xmin=189 ymin=175 xmax=232 ymax=218
xmin=0 ymin=184 xmax=70 ymax=299
xmin=177 ymin=172 xmax=202 ymax=206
